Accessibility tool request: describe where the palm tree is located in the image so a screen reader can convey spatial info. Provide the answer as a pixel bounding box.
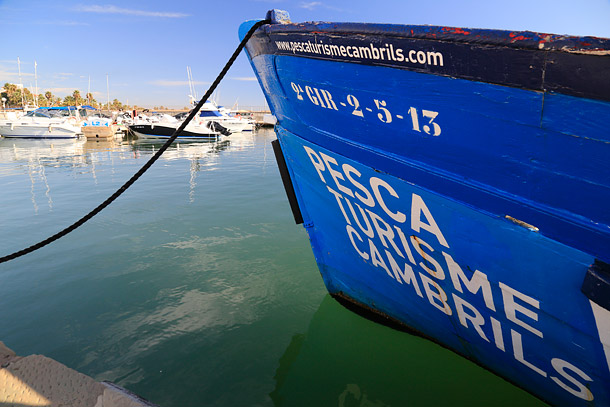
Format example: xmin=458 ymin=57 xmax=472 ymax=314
xmin=38 ymin=94 xmax=48 ymax=107
xmin=72 ymin=90 xmax=83 ymax=105
xmin=63 ymin=95 xmax=76 ymax=106
xmin=3 ymin=83 xmax=22 ymax=107
xmin=44 ymin=91 xmax=53 ymax=106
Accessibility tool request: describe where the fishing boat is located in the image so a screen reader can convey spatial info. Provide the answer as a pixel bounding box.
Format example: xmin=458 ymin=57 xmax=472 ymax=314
xmin=0 ymin=106 xmax=90 ymax=139
xmin=240 ymin=10 xmax=610 ymax=406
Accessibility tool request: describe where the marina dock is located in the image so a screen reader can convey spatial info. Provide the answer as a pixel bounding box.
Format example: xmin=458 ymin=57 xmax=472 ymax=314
xmin=0 ymin=341 xmax=156 ymax=407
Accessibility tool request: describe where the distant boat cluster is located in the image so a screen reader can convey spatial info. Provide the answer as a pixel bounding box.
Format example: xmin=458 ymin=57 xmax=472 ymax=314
xmin=0 ymin=102 xmax=276 ymax=141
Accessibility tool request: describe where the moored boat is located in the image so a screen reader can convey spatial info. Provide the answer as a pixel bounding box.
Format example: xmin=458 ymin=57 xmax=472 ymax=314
xmin=0 ymin=106 xmax=90 ymax=139
xmin=240 ymin=10 xmax=610 ymax=406
xmin=197 ymin=101 xmax=253 ymax=132
xmin=128 ymin=119 xmax=231 ymax=140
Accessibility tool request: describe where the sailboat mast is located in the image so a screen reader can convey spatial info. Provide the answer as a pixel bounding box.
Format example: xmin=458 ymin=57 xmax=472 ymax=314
xmin=34 ymin=61 xmax=38 ymax=107
xmin=187 ymin=66 xmax=197 ymax=105
xmin=187 ymin=66 xmax=193 ymax=104
xmin=17 ymin=57 xmax=25 ymax=108
xmin=106 ymin=74 xmax=110 ymax=111
xmin=192 ymin=68 xmax=197 ymax=101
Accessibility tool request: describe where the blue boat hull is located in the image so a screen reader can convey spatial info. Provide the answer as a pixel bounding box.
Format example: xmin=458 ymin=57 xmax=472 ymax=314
xmin=241 ymin=12 xmax=610 ymax=406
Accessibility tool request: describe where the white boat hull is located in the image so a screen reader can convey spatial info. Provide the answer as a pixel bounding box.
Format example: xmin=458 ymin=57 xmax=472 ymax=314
xmin=0 ymin=123 xmax=82 ymax=139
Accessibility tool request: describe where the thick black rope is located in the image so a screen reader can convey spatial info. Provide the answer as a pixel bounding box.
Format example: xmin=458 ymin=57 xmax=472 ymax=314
xmin=0 ymin=19 xmax=270 ymax=264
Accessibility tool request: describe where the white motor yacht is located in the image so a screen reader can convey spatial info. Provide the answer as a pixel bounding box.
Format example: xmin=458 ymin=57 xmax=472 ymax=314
xmin=128 ymin=113 xmax=231 ymax=140
xmin=197 ymin=102 xmax=253 ymax=133
xmin=0 ymin=106 xmax=89 ymax=139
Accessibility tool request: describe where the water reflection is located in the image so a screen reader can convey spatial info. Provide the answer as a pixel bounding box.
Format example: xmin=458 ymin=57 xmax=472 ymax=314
xmin=270 ymin=295 xmax=546 ymax=407
xmin=0 ymin=134 xmax=243 ymax=213
xmin=130 ymin=138 xmax=232 ymax=203
xmin=129 ymin=138 xmax=231 ymax=159
xmin=0 ymin=134 xmax=244 ymax=169
xmin=0 ymin=138 xmax=87 ymax=168
xmin=0 ymin=138 xmax=86 ymax=214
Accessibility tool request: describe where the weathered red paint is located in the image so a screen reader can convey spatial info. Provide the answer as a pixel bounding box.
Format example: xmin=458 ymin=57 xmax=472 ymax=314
xmin=441 ymin=26 xmax=471 ymax=35
xmin=509 ymin=32 xmax=531 ymax=42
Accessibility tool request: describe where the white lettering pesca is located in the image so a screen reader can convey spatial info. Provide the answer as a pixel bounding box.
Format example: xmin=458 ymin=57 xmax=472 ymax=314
xmin=304 ymin=146 xmax=327 ymax=183
xmin=411 ymin=193 xmax=449 ymax=248
xmin=370 ymin=177 xmax=405 ymax=223
xmin=321 ymin=152 xmax=353 ymax=197
xmin=343 ymin=164 xmax=374 ymax=206
xmin=305 ymin=146 xmax=451 ymax=250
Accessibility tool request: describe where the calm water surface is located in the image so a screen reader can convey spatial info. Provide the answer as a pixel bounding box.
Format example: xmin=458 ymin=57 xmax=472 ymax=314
xmin=0 ymin=129 xmax=545 ymax=406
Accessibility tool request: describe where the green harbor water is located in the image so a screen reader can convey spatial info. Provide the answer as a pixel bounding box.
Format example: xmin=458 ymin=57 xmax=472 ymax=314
xmin=0 ymin=129 xmax=546 ymax=406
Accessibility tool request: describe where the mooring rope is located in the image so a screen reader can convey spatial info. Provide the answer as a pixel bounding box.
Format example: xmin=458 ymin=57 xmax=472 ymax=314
xmin=0 ymin=19 xmax=270 ymax=264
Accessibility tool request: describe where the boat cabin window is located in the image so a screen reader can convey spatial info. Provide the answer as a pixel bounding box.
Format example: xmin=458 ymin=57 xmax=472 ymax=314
xmin=26 ymin=110 xmax=51 ymax=118
xmin=89 ymin=112 xmax=111 ymax=118
xmin=199 ymin=111 xmax=222 ymax=117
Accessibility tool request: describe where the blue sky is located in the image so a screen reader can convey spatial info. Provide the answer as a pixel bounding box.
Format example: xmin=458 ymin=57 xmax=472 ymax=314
xmin=1 ymin=0 xmax=609 ymax=109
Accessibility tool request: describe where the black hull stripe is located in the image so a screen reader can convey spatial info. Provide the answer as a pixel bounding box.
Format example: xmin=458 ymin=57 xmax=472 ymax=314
xmin=246 ymin=28 xmax=610 ymax=102
xmin=129 ymin=125 xmax=218 ymax=138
